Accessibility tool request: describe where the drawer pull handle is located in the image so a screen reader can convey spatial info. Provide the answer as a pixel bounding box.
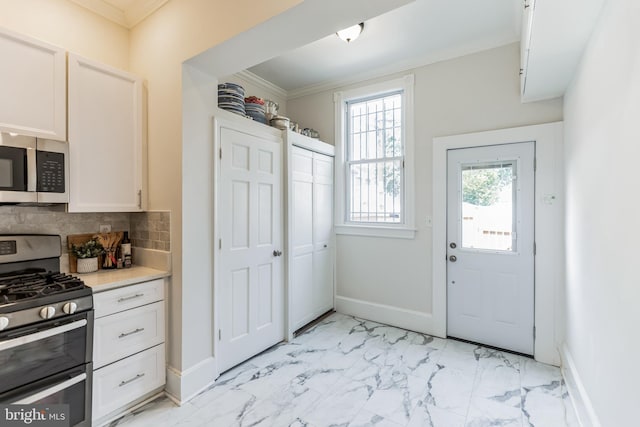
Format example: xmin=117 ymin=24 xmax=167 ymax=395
xmin=119 ymin=327 xmax=145 ymax=338
xmin=118 ymin=293 xmax=144 ymax=303
xmin=119 ymin=373 xmax=145 ymax=387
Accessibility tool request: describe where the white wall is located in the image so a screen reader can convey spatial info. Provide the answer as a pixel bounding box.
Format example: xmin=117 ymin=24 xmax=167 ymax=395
xmin=288 ymin=43 xmax=563 ymax=333
xmin=0 ymin=0 xmax=129 ymax=70
xmin=127 ymin=0 xmax=303 ymax=400
xmin=562 ymin=0 xmax=640 ymax=425
xmin=177 ymin=0 xmax=414 ymax=402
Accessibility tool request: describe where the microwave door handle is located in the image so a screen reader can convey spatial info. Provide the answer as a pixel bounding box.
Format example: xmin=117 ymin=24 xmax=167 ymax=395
xmin=26 ymin=146 xmax=37 ymax=192
xmin=12 ymin=373 xmax=87 ymax=404
xmin=0 ymin=319 xmax=87 ymax=351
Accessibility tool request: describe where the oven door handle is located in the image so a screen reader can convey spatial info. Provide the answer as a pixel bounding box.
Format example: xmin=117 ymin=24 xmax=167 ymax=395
xmin=12 ymin=373 xmax=87 ymax=404
xmin=0 ymin=319 xmax=87 ymax=351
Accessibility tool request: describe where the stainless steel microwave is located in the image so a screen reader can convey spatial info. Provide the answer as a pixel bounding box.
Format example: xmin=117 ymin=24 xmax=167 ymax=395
xmin=0 ymin=132 xmax=69 ymax=204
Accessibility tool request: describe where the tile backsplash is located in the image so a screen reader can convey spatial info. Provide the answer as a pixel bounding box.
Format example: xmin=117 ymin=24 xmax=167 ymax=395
xmin=130 ymin=211 xmax=171 ymax=251
xmin=0 ymin=206 xmax=170 ymax=271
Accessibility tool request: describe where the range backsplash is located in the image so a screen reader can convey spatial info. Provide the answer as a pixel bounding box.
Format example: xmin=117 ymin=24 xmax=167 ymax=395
xmin=0 ymin=205 xmax=170 ymax=272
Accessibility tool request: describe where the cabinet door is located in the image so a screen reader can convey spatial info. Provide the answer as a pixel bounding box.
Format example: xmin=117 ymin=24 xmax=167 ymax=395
xmin=290 ymin=147 xmax=315 ymax=330
xmin=312 ymin=153 xmax=334 ymax=314
xmin=0 ymin=28 xmax=66 ymax=140
xmin=68 ymin=54 xmax=145 ymax=212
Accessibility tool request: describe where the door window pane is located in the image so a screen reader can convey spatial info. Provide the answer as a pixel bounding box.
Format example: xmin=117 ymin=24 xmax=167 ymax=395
xmin=461 ymin=162 xmax=515 ymax=251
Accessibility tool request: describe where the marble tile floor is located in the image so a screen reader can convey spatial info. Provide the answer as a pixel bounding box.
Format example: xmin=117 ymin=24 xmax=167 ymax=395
xmin=110 ymin=313 xmax=579 ymax=427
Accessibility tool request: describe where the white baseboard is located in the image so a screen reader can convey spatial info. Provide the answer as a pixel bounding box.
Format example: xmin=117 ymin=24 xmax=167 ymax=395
xmin=560 ymin=343 xmax=601 ymax=427
xmin=335 ymin=296 xmax=438 ymax=336
xmin=165 ymin=356 xmax=218 ymax=405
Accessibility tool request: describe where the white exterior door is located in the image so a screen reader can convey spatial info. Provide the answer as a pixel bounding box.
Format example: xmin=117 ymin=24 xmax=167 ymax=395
xmin=218 ymin=125 xmax=284 ymax=373
xmin=447 ymin=142 xmax=535 ymax=354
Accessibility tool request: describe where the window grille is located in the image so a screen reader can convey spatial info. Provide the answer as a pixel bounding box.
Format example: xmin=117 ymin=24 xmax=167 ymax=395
xmin=345 ymin=91 xmax=404 ymax=224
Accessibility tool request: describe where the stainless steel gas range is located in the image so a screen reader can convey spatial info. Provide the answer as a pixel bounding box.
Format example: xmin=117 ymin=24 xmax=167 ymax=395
xmin=0 ymin=235 xmax=93 ymax=427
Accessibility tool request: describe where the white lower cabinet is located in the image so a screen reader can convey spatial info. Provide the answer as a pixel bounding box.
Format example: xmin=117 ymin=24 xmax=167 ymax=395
xmin=92 ymin=344 xmax=165 ymax=421
xmin=93 ymin=301 xmax=164 ymax=369
xmin=92 ymin=279 xmax=166 ymax=424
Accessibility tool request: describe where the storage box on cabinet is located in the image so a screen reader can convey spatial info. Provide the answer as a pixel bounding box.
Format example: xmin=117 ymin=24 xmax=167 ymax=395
xmin=92 ymin=343 xmax=165 ymax=421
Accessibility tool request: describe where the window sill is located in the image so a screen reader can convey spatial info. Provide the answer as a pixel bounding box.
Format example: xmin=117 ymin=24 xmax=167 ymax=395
xmin=335 ymin=225 xmax=416 ymax=239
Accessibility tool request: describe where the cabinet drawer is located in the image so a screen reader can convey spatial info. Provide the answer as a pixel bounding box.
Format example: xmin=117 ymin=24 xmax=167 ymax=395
xmin=94 ymin=279 xmax=164 ymax=318
xmin=94 ymin=301 xmax=164 ymax=369
xmin=92 ymin=343 xmax=165 ymax=421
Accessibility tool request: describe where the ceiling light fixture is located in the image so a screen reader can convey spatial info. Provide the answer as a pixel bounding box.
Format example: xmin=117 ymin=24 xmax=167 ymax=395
xmin=336 ymin=23 xmax=364 ymax=43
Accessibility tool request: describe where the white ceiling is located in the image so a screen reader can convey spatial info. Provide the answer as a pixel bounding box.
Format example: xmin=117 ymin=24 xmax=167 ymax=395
xmin=248 ymin=0 xmax=523 ymax=97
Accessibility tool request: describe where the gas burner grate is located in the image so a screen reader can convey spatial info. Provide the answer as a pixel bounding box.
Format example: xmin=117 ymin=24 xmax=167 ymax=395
xmin=0 ymin=272 xmax=86 ymax=304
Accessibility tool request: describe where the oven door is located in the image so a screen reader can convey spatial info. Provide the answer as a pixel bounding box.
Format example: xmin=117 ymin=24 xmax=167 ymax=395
xmin=0 ymin=310 xmax=93 ymax=395
xmin=3 ymin=365 xmax=92 ymax=427
xmin=0 ymin=133 xmax=37 ymax=203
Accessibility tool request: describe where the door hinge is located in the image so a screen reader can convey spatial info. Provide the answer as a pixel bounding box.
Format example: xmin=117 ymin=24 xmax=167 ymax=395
xmin=534 ymin=242 xmax=537 ymax=255
xmin=218 ymin=329 xmax=222 ymax=340
xmin=219 ymin=239 xmax=222 ymax=250
xmin=219 ymin=148 xmax=222 ymax=159
xmin=534 ymin=157 xmax=537 ymax=172
xmin=533 ymin=326 xmax=536 ymax=339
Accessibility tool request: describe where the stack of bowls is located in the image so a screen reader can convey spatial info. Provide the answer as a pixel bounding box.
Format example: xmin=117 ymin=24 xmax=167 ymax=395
xmin=244 ymin=96 xmax=267 ymax=124
xmin=218 ymin=83 xmax=245 ymax=116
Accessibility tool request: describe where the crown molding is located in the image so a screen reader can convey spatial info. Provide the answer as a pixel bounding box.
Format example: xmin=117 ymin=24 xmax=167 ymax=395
xmin=235 ymin=70 xmax=289 ymax=100
xmin=69 ymin=0 xmax=126 ymax=27
xmin=125 ymin=0 xmax=170 ymax=28
xmin=69 ymin=0 xmax=169 ymax=29
xmin=286 ymin=37 xmax=519 ymax=100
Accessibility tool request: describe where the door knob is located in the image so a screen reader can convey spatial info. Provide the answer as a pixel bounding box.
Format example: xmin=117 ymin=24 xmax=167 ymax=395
xmin=449 ymin=255 xmax=457 ymax=262
xmin=273 ymin=250 xmax=282 ymax=257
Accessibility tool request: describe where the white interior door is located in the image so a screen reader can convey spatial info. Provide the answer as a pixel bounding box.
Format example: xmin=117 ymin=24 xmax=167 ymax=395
xmin=312 ymin=153 xmax=334 ymax=314
xmin=291 ymin=147 xmax=315 ymax=330
xmin=218 ymin=126 xmax=284 ymax=373
xmin=447 ymin=142 xmax=534 ymax=354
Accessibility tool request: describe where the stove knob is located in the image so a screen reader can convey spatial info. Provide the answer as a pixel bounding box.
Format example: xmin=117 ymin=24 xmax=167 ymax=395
xmin=39 ymin=306 xmax=56 ymax=319
xmin=0 ymin=317 xmax=8 ymax=331
xmin=63 ymin=302 xmax=78 ymax=314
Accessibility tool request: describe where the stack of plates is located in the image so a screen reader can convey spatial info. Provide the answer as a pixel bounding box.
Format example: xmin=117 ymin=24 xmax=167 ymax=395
xmin=245 ymin=98 xmax=267 ymax=124
xmin=218 ymin=83 xmax=245 ymax=116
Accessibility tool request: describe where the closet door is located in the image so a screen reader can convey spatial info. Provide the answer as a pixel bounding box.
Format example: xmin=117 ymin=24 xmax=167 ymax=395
xmin=290 ymin=147 xmax=314 ymax=330
xmin=218 ymin=125 xmax=284 ymax=373
xmin=312 ymin=153 xmax=334 ymax=314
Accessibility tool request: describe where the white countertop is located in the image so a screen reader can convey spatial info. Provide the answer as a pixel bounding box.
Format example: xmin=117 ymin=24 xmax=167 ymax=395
xmin=78 ymin=266 xmax=171 ymax=292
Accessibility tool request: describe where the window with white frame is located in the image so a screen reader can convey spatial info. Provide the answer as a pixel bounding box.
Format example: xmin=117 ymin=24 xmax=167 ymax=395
xmin=335 ymin=75 xmax=415 ymax=239
xmin=346 ymin=91 xmax=404 ymax=223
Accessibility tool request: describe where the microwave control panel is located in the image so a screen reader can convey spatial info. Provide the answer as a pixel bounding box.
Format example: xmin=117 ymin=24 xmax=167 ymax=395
xmin=36 ymin=151 xmax=65 ymax=193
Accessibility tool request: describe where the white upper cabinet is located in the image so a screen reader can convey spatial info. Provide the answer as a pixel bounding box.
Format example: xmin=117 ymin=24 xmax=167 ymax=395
xmin=68 ymin=54 xmax=146 ymax=212
xmin=520 ymin=0 xmax=605 ymax=102
xmin=0 ymin=27 xmax=66 ymax=140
